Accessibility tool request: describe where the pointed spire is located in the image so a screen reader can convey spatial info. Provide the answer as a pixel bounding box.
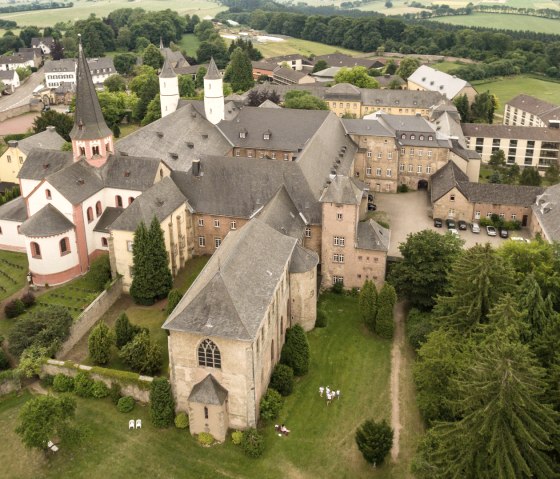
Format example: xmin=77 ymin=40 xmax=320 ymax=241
xmin=159 ymin=54 xmax=176 ymax=79
xmin=205 ymin=57 xmax=221 ymax=80
xmin=70 ymin=34 xmax=112 ymax=141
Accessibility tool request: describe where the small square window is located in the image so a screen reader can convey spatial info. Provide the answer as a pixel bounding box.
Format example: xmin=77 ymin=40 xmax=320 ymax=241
xmin=336 ymin=213 xmax=343 ymax=221
xmin=198 ymin=236 xmax=205 ymax=247
xmin=198 ymin=218 xmax=204 ymax=227
xmin=214 ymin=219 xmax=220 ymax=228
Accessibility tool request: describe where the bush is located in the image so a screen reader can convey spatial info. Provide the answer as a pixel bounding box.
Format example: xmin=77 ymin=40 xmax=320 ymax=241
xmin=119 ymin=331 xmax=162 ymax=375
xmin=52 ymin=373 xmax=75 ymax=392
xmin=91 ymin=380 xmax=109 ymax=398
xmin=331 ymin=281 xmax=344 ymax=294
xmin=109 ymin=382 xmax=122 ymax=405
xmin=117 ymin=396 xmax=135 ymax=413
xmin=0 ymin=349 xmax=9 ymax=371
xmin=74 ymin=372 xmax=94 ymax=398
xmin=20 ymin=292 xmax=36 ymax=308
xmin=197 ymin=432 xmax=215 ymax=446
xmin=114 ymin=313 xmax=141 ymax=349
xmin=5 ymin=299 xmax=25 ymax=318
xmin=397 ymin=184 xmax=409 ymax=193
xmin=174 ymin=412 xmax=189 ymax=429
xmin=280 ymin=324 xmax=310 ymax=376
xmin=231 ymin=430 xmax=243 ymax=445
xmin=88 ymin=321 xmax=114 ymax=365
xmin=375 ymin=283 xmax=397 ymax=340
xmin=259 ymin=388 xmax=283 ymax=421
xmin=269 ymin=364 xmax=294 ymax=396
xmin=355 ymin=419 xmax=393 ymax=465
xmin=150 ymin=377 xmax=175 ymax=428
xmin=242 ymin=428 xmax=265 ymax=458
xmin=165 ymin=289 xmax=182 ymax=316
xmin=315 ymin=309 xmax=327 ymax=328
xmin=406 ymin=309 xmax=435 ymax=351
xmin=40 ymin=373 xmax=54 ymax=388
xmin=88 ymin=255 xmax=112 ymax=291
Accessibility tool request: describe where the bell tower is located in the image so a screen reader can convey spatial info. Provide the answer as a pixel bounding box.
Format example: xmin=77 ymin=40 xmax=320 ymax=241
xmin=160 ymin=55 xmax=179 ymax=118
xmin=204 ymin=57 xmax=224 ymax=125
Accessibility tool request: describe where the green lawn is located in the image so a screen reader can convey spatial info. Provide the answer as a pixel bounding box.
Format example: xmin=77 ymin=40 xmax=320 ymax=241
xmin=256 ymin=38 xmax=361 ymax=59
xmin=0 ymin=250 xmax=28 ymax=302
xmin=179 ymin=34 xmax=201 ymax=57
xmin=431 ymin=61 xmax=471 ymax=73
xmin=118 ymin=123 xmax=141 ymax=139
xmin=473 ymin=75 xmax=560 ymax=114
xmin=0 ymin=292 xmax=418 ymax=478
xmin=430 ymin=13 xmax=560 ymax=34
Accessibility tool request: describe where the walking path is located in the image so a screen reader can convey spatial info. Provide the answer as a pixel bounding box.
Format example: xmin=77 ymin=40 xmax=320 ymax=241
xmin=390 ymin=300 xmax=407 ymax=461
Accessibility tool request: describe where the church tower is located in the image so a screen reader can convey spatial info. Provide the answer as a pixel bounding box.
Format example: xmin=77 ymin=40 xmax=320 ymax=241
xmin=70 ymin=35 xmax=114 ymax=168
xmin=159 ymin=56 xmax=179 ymax=118
xmin=204 ymin=57 xmax=224 ymax=125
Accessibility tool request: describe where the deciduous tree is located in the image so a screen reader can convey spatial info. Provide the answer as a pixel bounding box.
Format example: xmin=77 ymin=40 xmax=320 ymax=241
xmin=334 ymin=66 xmax=379 ymax=89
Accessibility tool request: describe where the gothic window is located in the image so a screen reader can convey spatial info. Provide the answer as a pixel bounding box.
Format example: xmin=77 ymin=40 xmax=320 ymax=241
xmin=31 ymin=242 xmax=41 ymax=258
xmin=59 ymin=237 xmax=70 ymax=255
xmin=115 ymin=195 xmax=123 ymax=207
xmin=198 ymin=339 xmax=221 ymax=369
xmin=87 ymin=207 xmax=94 ymax=223
xmin=92 ymin=146 xmax=100 ymax=156
xmin=95 ymin=201 xmax=102 ymax=217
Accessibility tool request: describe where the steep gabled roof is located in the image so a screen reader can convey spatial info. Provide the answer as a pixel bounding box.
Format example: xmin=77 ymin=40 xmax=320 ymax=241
xmin=159 ymin=56 xmax=176 ymax=79
xmin=17 ymin=149 xmax=73 ymax=181
xmin=19 ymin=204 xmax=73 ymax=237
xmin=189 ymin=375 xmax=228 ymax=405
xmin=205 ymin=57 xmax=221 ymax=80
xmin=532 ymin=184 xmax=560 ymax=241
xmin=357 ymin=219 xmax=390 ymax=252
xmin=101 ymin=154 xmax=161 ymax=191
xmin=17 ymin=128 xmax=65 ymax=156
xmin=430 ymin=161 xmax=469 ymax=203
xmin=45 ymin=160 xmax=104 ymax=205
xmin=258 ymin=185 xmax=306 ymax=239
xmin=289 ymin=244 xmax=319 ymax=273
xmin=320 ymin=175 xmax=363 ymax=205
xmin=0 ymin=197 xmax=27 ymax=222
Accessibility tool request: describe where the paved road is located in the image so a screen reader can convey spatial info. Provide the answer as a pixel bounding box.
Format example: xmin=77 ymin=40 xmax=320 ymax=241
xmin=0 ymin=69 xmax=44 ymax=112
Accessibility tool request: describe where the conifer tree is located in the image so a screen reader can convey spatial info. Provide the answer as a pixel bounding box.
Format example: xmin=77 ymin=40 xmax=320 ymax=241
xmin=88 ymin=321 xmax=114 ymax=365
xmin=150 ymin=377 xmax=175 ymax=428
xmin=224 ymin=47 xmax=254 ymax=93
xmin=518 ymin=274 xmax=550 ymax=341
xmin=147 ymin=216 xmax=173 ymax=301
xmin=280 ymin=325 xmax=310 ymax=376
xmin=114 ymin=312 xmax=139 ymax=349
xmin=359 ymin=280 xmax=377 ymax=331
xmin=375 ymin=283 xmax=396 ymax=339
xmin=129 ymin=221 xmax=151 ymax=304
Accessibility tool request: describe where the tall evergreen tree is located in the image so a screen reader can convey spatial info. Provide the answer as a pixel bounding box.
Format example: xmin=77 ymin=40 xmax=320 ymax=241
xmin=453 ymin=93 xmax=470 ymax=122
xmin=147 ymin=216 xmax=173 ymax=301
xmin=423 ymin=332 xmax=559 ymax=479
xmin=224 ymin=47 xmax=254 ymax=93
xmin=517 ymin=274 xmax=551 ymax=341
xmin=88 ymin=321 xmax=114 ymax=365
xmin=375 ymin=283 xmax=397 ymax=339
xmin=359 ymin=280 xmax=377 ymax=331
xmin=129 ymin=221 xmax=151 ymax=305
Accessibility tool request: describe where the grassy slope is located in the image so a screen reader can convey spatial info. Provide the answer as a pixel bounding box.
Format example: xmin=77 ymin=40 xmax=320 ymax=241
xmin=255 ymin=38 xmax=361 ymax=59
xmin=0 ymin=250 xmax=28 ymax=302
xmin=0 ymin=292 xmax=420 ymax=479
xmin=430 ymin=13 xmax=560 ymax=34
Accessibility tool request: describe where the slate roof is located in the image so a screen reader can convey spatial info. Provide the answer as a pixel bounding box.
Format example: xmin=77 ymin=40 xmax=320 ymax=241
xmin=189 ymin=375 xmax=228 ymax=405
xmin=314 ymin=53 xmax=382 ymax=69
xmin=507 ymin=94 xmax=560 ymax=124
xmin=251 ymin=61 xmax=276 ymax=71
xmin=31 ymin=37 xmax=54 ymax=48
xmin=459 ymin=182 xmax=543 ymax=207
xmin=289 ymin=244 xmax=319 ymax=273
xmin=532 ymin=184 xmax=560 ymax=241
xmin=257 ymin=185 xmax=306 ymax=239
xmin=16 ymin=128 xmax=65 ymax=156
xmin=430 ymin=161 xmax=469 ymax=203
xmin=462 ymin=123 xmax=560 ymax=142
xmin=360 ymin=89 xmax=449 ymax=109
xmin=115 ymin=103 xmax=230 ymax=172
xmin=258 ymin=99 xmax=281 ymax=109
xmin=341 ymin=118 xmax=393 ymax=137
xmin=93 ymin=207 xmax=123 ymax=233
xmin=311 ymin=67 xmax=341 ymax=79
xmin=19 ymin=204 xmax=73 ymax=237
xmin=45 ymin=160 xmax=104 ymax=205
xmin=87 ymin=57 xmax=115 ymax=76
xmin=163 ymin=218 xmax=297 ymax=341
xmin=69 ymin=42 xmax=112 ymax=141
xmin=159 ymin=56 xmax=176 ymax=79
xmin=0 ymin=70 xmax=17 ymax=81
xmin=161 ymin=47 xmax=189 ymax=69
xmin=205 ymin=57 xmax=221 ymax=80
xmin=357 ymin=220 xmax=390 ymax=252
xmin=44 ymin=58 xmax=75 ymax=73
xmin=408 ymin=65 xmax=471 ymax=99
xmin=324 ymin=82 xmax=361 ymax=99
xmin=0 ymin=53 xmax=32 ymax=65
xmin=17 ymin=149 xmax=73 ymax=181
xmin=0 ymin=197 xmax=27 ymax=222
xmin=109 ymin=177 xmax=187 ymax=232
xmin=376 ymin=74 xmax=406 ymax=88
xmin=320 ymin=175 xmax=363 ymax=205
xmin=450 ymin=139 xmax=480 ymax=162
xmin=174 ymin=64 xmax=208 ymax=76
xmin=101 ymin=154 xmax=161 ymax=191
xmin=273 ymin=67 xmax=312 ymax=83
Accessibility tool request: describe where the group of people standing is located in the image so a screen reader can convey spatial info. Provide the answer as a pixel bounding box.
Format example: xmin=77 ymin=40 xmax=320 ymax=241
xmin=319 ymin=386 xmax=340 ymax=405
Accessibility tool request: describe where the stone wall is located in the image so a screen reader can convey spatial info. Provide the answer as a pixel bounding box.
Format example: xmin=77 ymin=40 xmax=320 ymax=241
xmin=0 ymin=102 xmax=42 ymax=123
xmin=0 ymin=373 xmax=21 ymax=396
xmin=56 ymin=277 xmax=123 ymax=359
xmin=42 ymin=359 xmax=153 ymax=403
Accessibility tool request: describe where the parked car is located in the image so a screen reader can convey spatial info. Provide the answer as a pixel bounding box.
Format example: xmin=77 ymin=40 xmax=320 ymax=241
xmin=498 ymin=227 xmax=509 ymax=239
xmin=367 ymin=203 xmax=377 ymax=211
xmin=471 ymin=222 xmax=480 ymax=234
xmin=434 ymin=218 xmax=443 ymax=228
xmin=486 ymin=225 xmax=497 ymax=236
xmin=511 ymin=236 xmax=530 ymax=243
xmin=448 ymin=228 xmax=459 ymax=237
xmin=446 ymin=219 xmax=456 ymax=229
xmin=457 ymin=220 xmax=467 ymax=230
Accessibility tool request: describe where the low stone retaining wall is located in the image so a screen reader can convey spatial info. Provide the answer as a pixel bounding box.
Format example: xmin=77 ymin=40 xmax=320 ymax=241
xmin=0 ymin=101 xmax=42 ymax=123
xmin=0 ymin=371 xmax=21 ymax=396
xmin=56 ymin=277 xmax=123 ymax=359
xmin=42 ymin=359 xmax=153 ymax=403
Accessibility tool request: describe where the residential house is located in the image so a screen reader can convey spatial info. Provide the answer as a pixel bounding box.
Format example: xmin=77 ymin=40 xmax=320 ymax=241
xmin=272 ymin=66 xmax=316 ymax=86
xmin=0 ymin=69 xmax=20 ymax=93
xmin=31 ymin=37 xmax=54 ymax=55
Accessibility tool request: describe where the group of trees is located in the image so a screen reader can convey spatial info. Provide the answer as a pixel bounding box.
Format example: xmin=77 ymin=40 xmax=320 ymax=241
xmin=358 ymin=280 xmax=397 ymax=339
xmin=486 ymin=149 xmax=554 ymax=186
xmin=453 ymin=91 xmax=497 ymax=124
xmin=391 ymin=228 xmax=560 ymax=477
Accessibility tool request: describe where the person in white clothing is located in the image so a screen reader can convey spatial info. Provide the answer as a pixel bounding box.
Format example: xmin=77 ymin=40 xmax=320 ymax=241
xmin=319 ymin=386 xmax=324 ymax=397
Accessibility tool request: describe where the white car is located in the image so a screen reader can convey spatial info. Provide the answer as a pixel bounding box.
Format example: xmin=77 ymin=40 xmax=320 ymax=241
xmin=471 ymin=223 xmax=480 ymax=234
xmin=448 ymin=228 xmax=460 ymax=236
xmin=510 ymin=236 xmax=530 ymax=243
xmin=486 ymin=226 xmax=497 ymax=236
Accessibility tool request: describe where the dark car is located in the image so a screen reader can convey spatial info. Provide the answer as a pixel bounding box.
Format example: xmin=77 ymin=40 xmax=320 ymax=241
xmin=367 ymin=203 xmax=376 ymax=211
xmin=457 ymin=220 xmax=467 ymax=230
xmin=446 ymin=219 xmax=456 ymax=229
xmin=434 ymin=218 xmax=443 ymax=228
xmin=498 ymin=227 xmax=509 ymax=238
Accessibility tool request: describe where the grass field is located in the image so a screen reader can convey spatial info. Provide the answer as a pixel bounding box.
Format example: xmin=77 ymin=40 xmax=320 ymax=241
xmin=254 ymin=37 xmax=361 ymax=60
xmin=431 ymin=61 xmax=470 ymax=73
xmin=472 ymin=75 xmax=560 ymax=114
xmin=0 ymin=251 xmax=27 ymax=303
xmin=0 ymin=0 xmax=225 ymax=28
xmin=0 ymin=292 xmax=423 ymax=478
xmin=179 ymin=34 xmax=201 ymax=57
xmin=430 ymin=13 xmax=560 ymax=34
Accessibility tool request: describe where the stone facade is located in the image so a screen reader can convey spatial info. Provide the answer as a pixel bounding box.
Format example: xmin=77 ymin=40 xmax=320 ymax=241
xmin=192 ymin=214 xmax=247 ymax=256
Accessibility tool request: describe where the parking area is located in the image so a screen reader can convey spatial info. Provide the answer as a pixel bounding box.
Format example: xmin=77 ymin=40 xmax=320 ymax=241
xmin=374 ymin=190 xmax=528 ymax=256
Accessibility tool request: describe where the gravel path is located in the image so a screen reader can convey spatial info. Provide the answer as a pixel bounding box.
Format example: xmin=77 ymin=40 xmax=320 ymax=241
xmin=390 ymin=300 xmax=406 ymax=461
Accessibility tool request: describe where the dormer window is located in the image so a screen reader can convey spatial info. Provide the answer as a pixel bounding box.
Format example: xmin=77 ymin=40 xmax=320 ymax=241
xmin=411 ymin=135 xmax=415 ymax=140
xmin=419 ymin=135 xmax=424 ymax=141
xmin=401 ymin=134 xmax=406 ymax=139
xmin=428 ymin=135 xmax=433 ymax=141
xmin=239 ymin=130 xmax=247 ymax=139
xmin=263 ymin=130 xmax=271 ymax=140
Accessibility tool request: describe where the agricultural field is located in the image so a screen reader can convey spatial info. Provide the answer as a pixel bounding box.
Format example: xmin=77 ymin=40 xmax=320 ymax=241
xmin=0 ymin=0 xmax=225 ymax=28
xmin=251 ymin=37 xmax=361 ymax=59
xmin=472 ymin=75 xmax=560 ymax=114
xmin=430 ymin=13 xmax=560 ymax=34
xmin=0 ymin=251 xmax=27 ymax=303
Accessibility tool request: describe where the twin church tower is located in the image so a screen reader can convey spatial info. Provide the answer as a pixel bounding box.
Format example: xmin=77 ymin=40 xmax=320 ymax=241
xmin=159 ymin=55 xmax=224 ymax=125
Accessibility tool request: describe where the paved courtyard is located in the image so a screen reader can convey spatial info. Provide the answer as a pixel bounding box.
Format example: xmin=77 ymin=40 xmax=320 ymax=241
xmin=374 ymin=190 xmax=527 ymax=256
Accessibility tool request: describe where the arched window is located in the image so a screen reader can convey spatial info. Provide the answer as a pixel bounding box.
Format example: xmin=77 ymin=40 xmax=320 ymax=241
xmin=95 ymin=201 xmax=102 ymax=217
xmin=128 ymin=197 xmax=134 ymax=205
xmin=86 ymin=207 xmax=94 ymax=223
xmin=197 ymin=339 xmax=221 ymax=369
xmin=45 ymin=189 xmax=52 ymax=200
xmin=30 ymin=241 xmax=41 ymax=258
xmin=101 ymin=237 xmax=108 ymax=247
xmin=59 ymin=237 xmax=70 ymax=255
xmin=92 ymin=145 xmax=100 ymax=156
xmin=159 ymin=168 xmax=164 ymax=179
xmin=115 ymin=195 xmax=123 ymax=207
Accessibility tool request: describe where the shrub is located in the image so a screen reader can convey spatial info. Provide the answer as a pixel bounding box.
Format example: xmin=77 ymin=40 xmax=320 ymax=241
xmin=242 ymin=428 xmax=265 ymax=458
xmin=5 ymin=299 xmax=25 ymax=318
xmin=231 ymin=430 xmax=243 ymax=445
xmin=109 ymin=382 xmax=122 ymax=405
xmin=117 ymin=396 xmax=135 ymax=413
xmin=150 ymin=377 xmax=175 ymax=428
xmin=259 ymin=388 xmax=283 ymax=421
xmin=91 ymin=380 xmax=109 ymax=398
xmin=20 ymin=292 xmax=36 ymax=308
xmin=280 ymin=324 xmax=310 ymax=376
xmin=197 ymin=432 xmax=214 ymax=446
xmin=119 ymin=331 xmax=162 ymax=375
xmin=88 ymin=255 xmax=112 ymax=291
xmin=40 ymin=373 xmax=54 ymax=388
xmin=165 ymin=289 xmax=183 ymax=316
xmin=375 ymin=283 xmax=397 ymax=340
xmin=88 ymin=321 xmax=114 ymax=365
xmin=355 ymin=419 xmax=393 ymax=465
xmin=269 ymin=364 xmax=294 ymax=396
xmin=74 ymin=372 xmax=94 ymax=398
xmin=406 ymin=309 xmax=435 ymax=351
xmin=331 ymin=281 xmax=344 ymax=294
xmin=397 ymin=184 xmax=409 ymax=193
xmin=315 ymin=309 xmax=327 ymax=328
xmin=114 ymin=313 xmax=141 ymax=349
xmin=174 ymin=412 xmax=189 ymax=429
xmin=53 ymin=373 xmax=75 ymax=392
xmin=0 ymin=349 xmax=9 ymax=371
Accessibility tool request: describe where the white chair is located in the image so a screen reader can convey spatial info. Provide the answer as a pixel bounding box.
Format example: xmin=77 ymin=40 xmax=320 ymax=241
xmin=51 ymin=445 xmax=59 ymax=452
xmin=129 ymin=419 xmax=135 ymax=430
xmin=47 ymin=441 xmax=54 ymax=448
xmin=136 ymin=419 xmax=142 ymax=429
